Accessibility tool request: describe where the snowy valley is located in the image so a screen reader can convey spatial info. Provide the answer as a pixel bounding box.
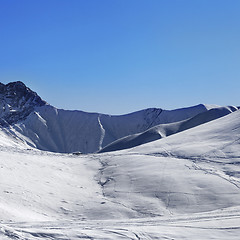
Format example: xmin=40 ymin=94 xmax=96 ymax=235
xmin=0 ymin=82 xmax=240 ymax=239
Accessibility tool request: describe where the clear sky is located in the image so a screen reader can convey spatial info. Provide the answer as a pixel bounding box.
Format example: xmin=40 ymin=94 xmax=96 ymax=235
xmin=0 ymin=0 xmax=239 ymax=114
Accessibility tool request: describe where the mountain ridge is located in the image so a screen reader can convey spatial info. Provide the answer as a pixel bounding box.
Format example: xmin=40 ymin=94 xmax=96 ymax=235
xmin=99 ymin=106 xmax=239 ymax=153
xmin=0 ymin=81 xmax=47 ymax=126
xmin=0 ymin=81 xmax=237 ymax=153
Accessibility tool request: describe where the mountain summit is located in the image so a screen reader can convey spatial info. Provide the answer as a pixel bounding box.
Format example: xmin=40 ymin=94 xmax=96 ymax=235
xmin=0 ymin=81 xmax=46 ymax=126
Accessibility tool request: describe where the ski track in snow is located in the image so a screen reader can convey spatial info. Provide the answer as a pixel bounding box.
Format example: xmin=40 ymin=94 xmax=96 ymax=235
xmin=0 ymin=165 xmax=239 ymax=238
xmin=1 ymin=210 xmax=240 ymax=240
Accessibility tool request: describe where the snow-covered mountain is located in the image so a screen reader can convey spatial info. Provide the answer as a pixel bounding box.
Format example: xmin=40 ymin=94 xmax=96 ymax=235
xmin=0 ymin=81 xmax=239 ymax=239
xmin=0 ymin=81 xmax=223 ymax=153
xmin=0 ymin=97 xmax=239 ymax=239
xmin=100 ymin=105 xmax=239 ymax=153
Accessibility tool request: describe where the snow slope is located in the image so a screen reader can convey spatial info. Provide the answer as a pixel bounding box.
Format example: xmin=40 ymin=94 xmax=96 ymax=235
xmin=100 ymin=105 xmax=238 ymax=153
xmin=98 ymin=109 xmax=240 ymax=218
xmin=2 ymin=81 xmax=234 ymax=154
xmin=11 ymin=103 xmax=212 ymax=153
xmin=0 ymin=106 xmax=240 ymax=239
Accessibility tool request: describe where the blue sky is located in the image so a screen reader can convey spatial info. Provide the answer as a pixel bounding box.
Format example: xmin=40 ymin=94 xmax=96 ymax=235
xmin=0 ymin=0 xmax=239 ymax=114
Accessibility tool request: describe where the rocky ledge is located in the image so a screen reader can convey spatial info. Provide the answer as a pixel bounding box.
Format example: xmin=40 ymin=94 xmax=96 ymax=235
xmin=0 ymin=81 xmax=47 ymax=126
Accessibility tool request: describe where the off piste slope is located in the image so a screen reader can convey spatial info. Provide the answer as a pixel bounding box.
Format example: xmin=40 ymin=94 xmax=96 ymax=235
xmin=0 ymin=81 xmax=217 ymax=153
xmin=0 ymin=101 xmax=240 ymax=239
xmin=97 ymin=109 xmax=240 ymax=219
xmin=100 ymin=106 xmax=239 ymax=153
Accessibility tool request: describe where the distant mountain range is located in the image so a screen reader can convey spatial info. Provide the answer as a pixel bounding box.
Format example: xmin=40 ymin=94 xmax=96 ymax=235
xmin=0 ymin=81 xmax=239 ymax=153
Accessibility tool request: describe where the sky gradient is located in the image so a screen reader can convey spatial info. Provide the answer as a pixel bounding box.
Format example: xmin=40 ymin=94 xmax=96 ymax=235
xmin=0 ymin=0 xmax=239 ymax=114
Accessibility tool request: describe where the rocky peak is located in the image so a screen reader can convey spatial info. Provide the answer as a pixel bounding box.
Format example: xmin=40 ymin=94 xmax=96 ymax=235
xmin=0 ymin=81 xmax=47 ymax=126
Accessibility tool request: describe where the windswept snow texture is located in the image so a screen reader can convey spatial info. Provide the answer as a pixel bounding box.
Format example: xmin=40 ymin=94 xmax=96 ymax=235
xmin=100 ymin=106 xmax=238 ymax=153
xmin=0 ymin=107 xmax=240 ymax=239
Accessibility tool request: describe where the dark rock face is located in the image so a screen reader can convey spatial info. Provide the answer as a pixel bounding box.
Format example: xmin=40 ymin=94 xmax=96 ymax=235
xmin=0 ymin=81 xmax=47 ymax=126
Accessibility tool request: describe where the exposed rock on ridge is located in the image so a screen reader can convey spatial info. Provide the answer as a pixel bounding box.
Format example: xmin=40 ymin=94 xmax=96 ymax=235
xmin=0 ymin=81 xmax=47 ymax=126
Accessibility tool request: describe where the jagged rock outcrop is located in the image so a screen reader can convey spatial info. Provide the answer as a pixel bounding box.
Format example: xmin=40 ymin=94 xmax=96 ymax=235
xmin=0 ymin=81 xmax=46 ymax=126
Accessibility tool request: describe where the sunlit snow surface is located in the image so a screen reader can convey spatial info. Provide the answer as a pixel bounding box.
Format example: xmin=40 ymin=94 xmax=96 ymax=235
xmin=0 ymin=110 xmax=240 ymax=239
